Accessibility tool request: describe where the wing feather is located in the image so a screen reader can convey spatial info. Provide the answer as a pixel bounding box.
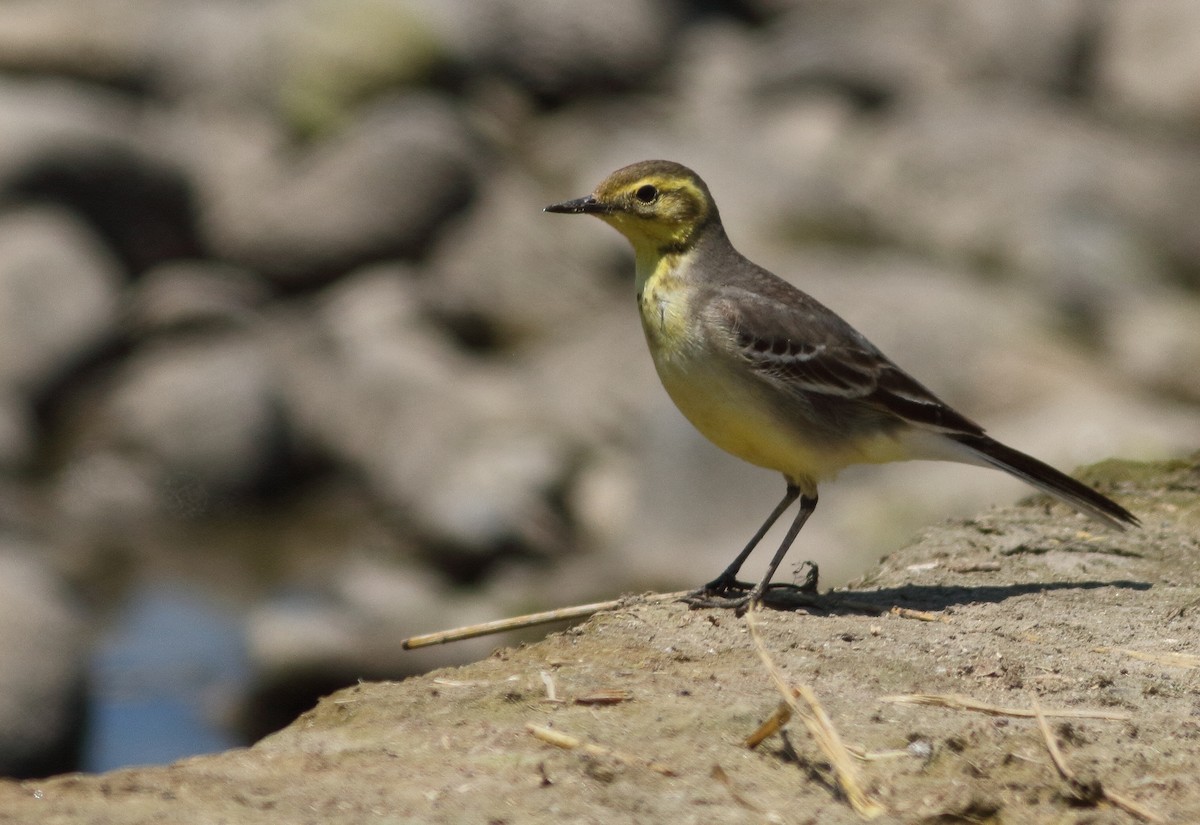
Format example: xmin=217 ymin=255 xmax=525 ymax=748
xmin=712 ymin=285 xmax=984 ymax=436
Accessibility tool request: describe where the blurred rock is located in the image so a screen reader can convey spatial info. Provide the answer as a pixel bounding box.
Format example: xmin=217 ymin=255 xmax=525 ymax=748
xmin=423 ymin=168 xmax=627 ymax=345
xmin=276 ymin=266 xmax=573 ymax=574
xmin=97 ymin=331 xmax=285 ymax=510
xmin=757 ymin=0 xmax=1091 ymax=101
xmin=1096 ymin=1 xmax=1200 ymax=129
xmin=148 ymin=0 xmax=292 ymax=106
xmin=51 ymin=450 xmax=160 ymax=540
xmin=0 ymin=0 xmax=153 ymax=86
xmin=0 ymin=206 xmax=122 ymax=395
xmin=423 ymin=0 xmax=679 ymax=100
xmin=1109 ymin=288 xmax=1200 ymax=406
xmin=277 ymin=0 xmax=450 ymax=136
xmin=0 ymin=79 xmax=202 ymax=273
xmin=177 ymin=94 xmax=481 ymax=284
xmin=0 ymin=80 xmax=128 ymax=180
xmin=0 ymin=540 xmax=88 ymax=778
xmin=0 ymin=393 xmax=33 ymax=472
xmin=125 ymin=261 xmax=271 ymax=335
xmin=513 ymin=308 xmax=654 ymax=445
xmin=827 ymin=90 xmax=1200 ymax=314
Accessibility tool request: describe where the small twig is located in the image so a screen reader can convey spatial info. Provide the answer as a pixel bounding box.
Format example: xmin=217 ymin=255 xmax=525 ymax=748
xmin=539 ymin=671 xmax=560 ymax=703
xmin=888 ymin=606 xmax=947 ymax=622
xmin=745 ymin=695 xmax=793 ymax=749
xmin=710 ymin=764 xmax=765 ymax=813
xmin=1030 ymin=695 xmax=1079 ymax=786
xmin=1030 ymin=695 xmax=1163 ymax=823
xmin=880 ymin=693 xmax=1129 ymax=721
xmin=401 ymin=591 xmax=688 ymax=649
xmin=745 ymin=603 xmax=886 ymax=820
xmin=1094 ymin=647 xmax=1200 ymax=669
xmin=526 ymin=723 xmax=676 ymax=776
xmin=573 ymin=689 xmax=633 ymax=705
xmin=845 ymin=745 xmax=918 ymax=762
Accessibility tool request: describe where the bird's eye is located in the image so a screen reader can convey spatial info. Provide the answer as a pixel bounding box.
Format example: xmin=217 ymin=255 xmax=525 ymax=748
xmin=634 ymin=184 xmax=658 ymax=203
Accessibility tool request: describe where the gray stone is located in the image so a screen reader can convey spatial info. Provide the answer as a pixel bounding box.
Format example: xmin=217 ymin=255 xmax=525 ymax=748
xmin=0 ymin=0 xmax=151 ymax=87
xmin=146 ymin=0 xmax=291 ymax=107
xmin=1096 ymin=1 xmax=1200 ymax=128
xmin=423 ymin=168 xmax=628 ymax=344
xmin=125 ymin=261 xmax=271 ymax=335
xmin=1109 ymin=288 xmax=1200 ymax=406
xmin=826 ymin=90 xmax=1199 ymax=308
xmin=0 ymin=79 xmax=136 ymax=182
xmin=0 ymin=393 xmax=33 ymax=472
xmin=0 ymin=541 xmax=87 ymax=777
xmin=0 ymin=206 xmax=121 ymax=395
xmin=179 ymin=94 xmax=481 ymax=283
xmin=756 ymin=0 xmax=1091 ymax=98
xmin=98 ymin=332 xmax=283 ymax=505
xmin=275 ymin=266 xmax=573 ymax=562
xmin=50 ymin=450 xmax=160 ymax=538
xmin=421 ymin=0 xmax=678 ymax=98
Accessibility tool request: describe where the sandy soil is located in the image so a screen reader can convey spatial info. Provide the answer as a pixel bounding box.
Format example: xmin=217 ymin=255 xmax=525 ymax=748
xmin=0 ymin=456 xmax=1197 ymax=824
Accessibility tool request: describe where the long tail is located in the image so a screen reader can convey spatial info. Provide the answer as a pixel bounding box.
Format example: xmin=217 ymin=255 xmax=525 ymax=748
xmin=949 ymin=433 xmax=1139 ymax=530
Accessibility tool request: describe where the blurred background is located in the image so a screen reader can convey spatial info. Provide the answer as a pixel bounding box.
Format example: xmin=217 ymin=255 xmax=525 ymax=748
xmin=1 ymin=0 xmax=1198 ymax=778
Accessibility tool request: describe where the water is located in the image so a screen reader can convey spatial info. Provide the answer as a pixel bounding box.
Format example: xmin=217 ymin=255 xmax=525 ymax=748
xmin=82 ymin=581 xmax=250 ymax=772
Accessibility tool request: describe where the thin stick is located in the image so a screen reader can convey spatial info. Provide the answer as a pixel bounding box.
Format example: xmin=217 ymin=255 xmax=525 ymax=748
xmin=745 ymin=603 xmax=886 ymax=820
xmin=880 ymin=693 xmax=1129 ymax=721
xmin=1094 ymin=647 xmax=1200 ymax=669
xmin=401 ymin=591 xmax=688 ymax=649
xmin=744 ymin=696 xmax=793 ymax=749
xmin=1030 ymin=695 xmax=1163 ymax=823
xmin=526 ymin=723 xmax=676 ymax=776
xmin=888 ymin=606 xmax=947 ymax=622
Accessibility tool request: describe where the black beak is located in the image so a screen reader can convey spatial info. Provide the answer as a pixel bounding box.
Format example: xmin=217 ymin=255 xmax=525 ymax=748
xmin=544 ymin=195 xmax=608 ymax=214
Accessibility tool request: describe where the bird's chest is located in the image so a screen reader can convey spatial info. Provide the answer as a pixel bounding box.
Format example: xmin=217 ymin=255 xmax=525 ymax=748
xmin=637 ymin=283 xmax=688 ymax=349
xmin=635 ymin=254 xmax=692 ymax=353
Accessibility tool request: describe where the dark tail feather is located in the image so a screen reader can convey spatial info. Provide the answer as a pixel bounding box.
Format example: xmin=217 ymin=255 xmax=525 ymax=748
xmin=950 ymin=434 xmax=1139 ymax=530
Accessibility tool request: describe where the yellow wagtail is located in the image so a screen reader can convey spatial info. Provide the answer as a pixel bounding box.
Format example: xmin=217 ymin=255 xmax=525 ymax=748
xmin=545 ymin=160 xmax=1138 ymax=609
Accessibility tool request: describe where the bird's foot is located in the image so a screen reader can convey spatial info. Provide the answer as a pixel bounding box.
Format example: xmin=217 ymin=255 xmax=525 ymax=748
xmin=682 ymin=589 xmax=758 ymax=614
xmin=681 ymin=562 xmax=820 ymax=613
xmin=685 ymin=573 xmax=751 ymax=598
xmin=682 ymin=574 xmax=755 ymax=611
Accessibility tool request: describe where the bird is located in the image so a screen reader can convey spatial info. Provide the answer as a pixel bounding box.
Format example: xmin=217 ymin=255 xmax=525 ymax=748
xmin=544 ymin=159 xmax=1138 ymax=609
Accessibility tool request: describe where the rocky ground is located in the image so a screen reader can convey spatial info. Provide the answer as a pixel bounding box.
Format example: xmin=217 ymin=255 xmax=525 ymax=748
xmin=1 ymin=0 xmax=1200 ymax=777
xmin=0 ymin=456 xmax=1196 ymax=823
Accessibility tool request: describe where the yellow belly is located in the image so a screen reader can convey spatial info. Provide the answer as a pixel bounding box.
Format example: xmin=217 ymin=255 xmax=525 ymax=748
xmin=649 ymin=342 xmax=914 ymax=489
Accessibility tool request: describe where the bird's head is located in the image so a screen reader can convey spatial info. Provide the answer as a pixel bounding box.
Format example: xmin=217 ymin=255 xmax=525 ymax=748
xmin=545 ymin=160 xmax=718 ymax=254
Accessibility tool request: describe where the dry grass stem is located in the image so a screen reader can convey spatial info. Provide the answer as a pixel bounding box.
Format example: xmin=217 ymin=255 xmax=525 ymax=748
xmin=745 ymin=603 xmax=886 ymax=820
xmin=573 ymin=689 xmax=633 ymax=705
xmin=1030 ymin=695 xmax=1163 ymax=823
xmin=745 ymin=697 xmax=794 ymax=749
xmin=888 ymin=606 xmax=948 ymax=622
xmin=881 ymin=692 xmax=1129 ymax=721
xmin=526 ymin=723 xmax=676 ymax=776
xmin=710 ymin=764 xmax=766 ymax=813
xmin=401 ymin=591 xmax=688 ymax=648
xmin=1094 ymin=647 xmax=1200 ymax=669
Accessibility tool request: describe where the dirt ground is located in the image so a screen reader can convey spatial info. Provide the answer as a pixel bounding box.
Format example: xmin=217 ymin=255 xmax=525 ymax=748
xmin=1 ymin=456 xmax=1198 ymax=824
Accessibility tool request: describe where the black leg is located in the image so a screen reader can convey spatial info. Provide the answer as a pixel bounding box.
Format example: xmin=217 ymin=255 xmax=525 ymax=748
xmin=688 ymin=483 xmax=799 ymax=599
xmin=745 ymin=493 xmax=817 ymax=604
xmin=685 ymin=491 xmax=818 ymax=610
